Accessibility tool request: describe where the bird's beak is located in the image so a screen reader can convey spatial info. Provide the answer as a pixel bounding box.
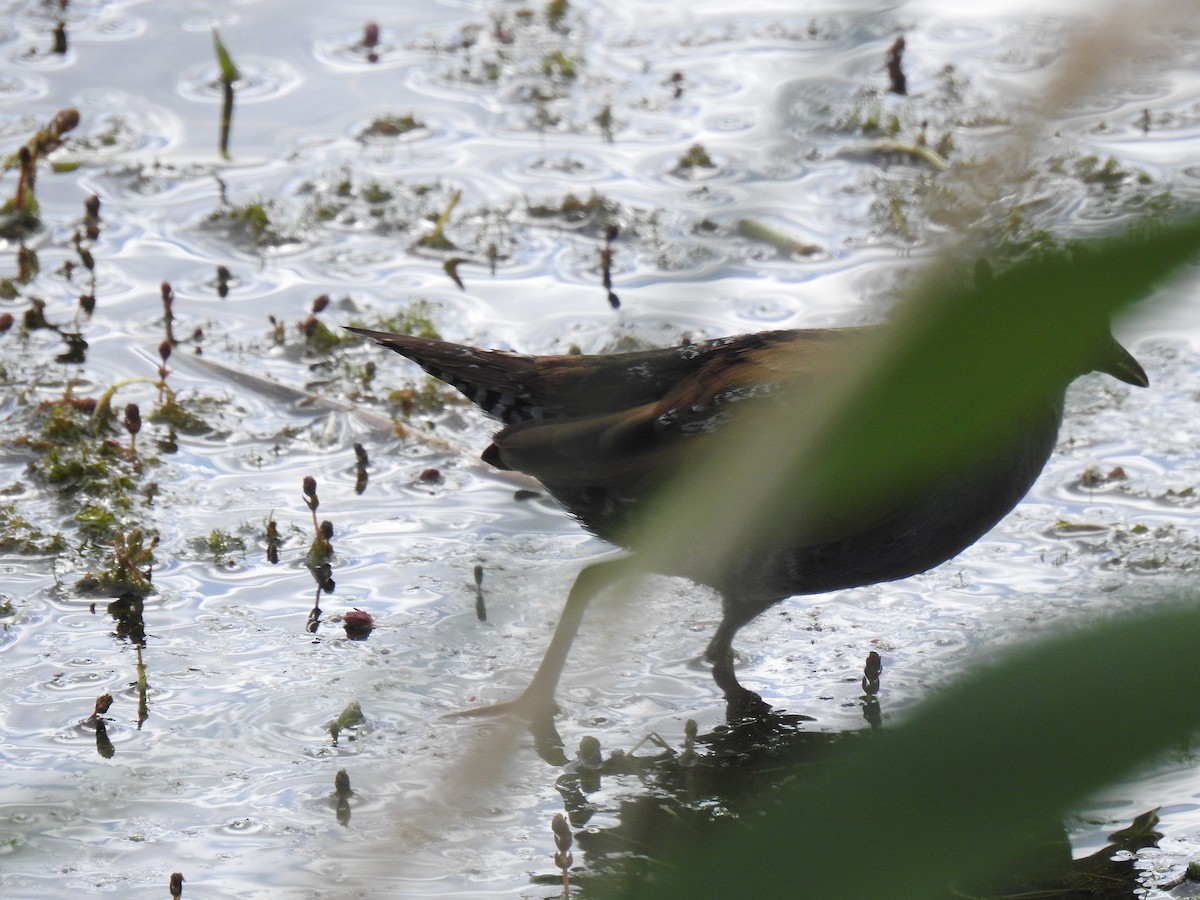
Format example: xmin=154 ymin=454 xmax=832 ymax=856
xmin=1102 ymin=336 xmax=1149 ymax=388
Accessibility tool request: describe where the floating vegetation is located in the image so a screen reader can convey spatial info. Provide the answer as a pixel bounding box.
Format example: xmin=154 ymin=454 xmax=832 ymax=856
xmin=298 ymin=293 xmax=342 ymax=353
xmin=359 ymin=113 xmax=424 ymax=139
xmin=540 ymin=50 xmax=577 ymax=80
xmin=551 ymin=812 xmax=574 ymax=897
xmin=327 ymin=701 xmax=365 ymax=746
xmin=416 ymin=189 xmax=461 ymax=250
xmin=296 ymin=169 xmax=476 ymax=241
xmin=0 ymin=272 xmax=223 ymax=593
xmin=265 ymin=514 xmax=282 ymax=565
xmin=676 ymin=142 xmax=716 ymax=171
xmin=75 ymin=528 xmax=159 ymax=599
xmin=0 ymin=502 xmax=68 ymax=555
xmin=546 ymin=0 xmax=569 ymax=32
xmin=205 ymin=199 xmax=291 ymax=247
xmin=600 ymin=222 xmax=620 ymax=309
xmin=839 ymin=138 xmax=950 ymax=172
xmin=594 ymin=103 xmax=614 ymax=142
xmin=526 ymin=190 xmax=619 ymax=231
xmin=385 ymin=378 xmax=462 ymax=419
xmin=431 ymin=0 xmax=610 ymax=133
xmin=355 ymin=300 xmax=441 ymax=343
xmin=202 ymin=528 xmax=247 ymax=565
xmin=836 ymin=97 xmax=903 ymax=138
xmin=148 ymin=396 xmax=213 ymax=437
xmin=1075 ymin=154 xmax=1132 ymax=190
xmin=23 ymin=396 xmax=144 ymax=507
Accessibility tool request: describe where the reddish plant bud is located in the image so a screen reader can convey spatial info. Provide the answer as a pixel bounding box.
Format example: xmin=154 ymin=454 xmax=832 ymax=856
xmin=123 ymin=403 xmax=141 ymax=436
xmin=55 ymin=108 xmax=80 ymax=134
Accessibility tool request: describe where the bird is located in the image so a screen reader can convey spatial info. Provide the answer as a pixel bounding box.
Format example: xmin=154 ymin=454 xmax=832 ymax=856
xmin=349 ymin=319 xmax=1148 ymax=718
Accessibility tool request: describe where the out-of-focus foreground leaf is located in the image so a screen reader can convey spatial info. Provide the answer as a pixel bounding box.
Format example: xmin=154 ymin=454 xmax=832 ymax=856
xmin=615 ymin=215 xmax=1200 ymax=896
xmin=637 ymin=216 xmax=1200 ymax=577
xmin=621 ymin=601 xmax=1200 ymax=898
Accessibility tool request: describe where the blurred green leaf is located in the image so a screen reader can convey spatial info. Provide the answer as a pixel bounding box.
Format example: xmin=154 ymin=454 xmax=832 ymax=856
xmin=622 ymin=601 xmax=1200 ymax=898
xmin=618 ymin=214 xmax=1200 ymax=897
xmin=639 ymin=215 xmax=1200 ymax=586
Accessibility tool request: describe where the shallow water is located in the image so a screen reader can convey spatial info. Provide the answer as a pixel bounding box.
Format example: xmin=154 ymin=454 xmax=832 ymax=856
xmin=0 ymin=0 xmax=1198 ymax=896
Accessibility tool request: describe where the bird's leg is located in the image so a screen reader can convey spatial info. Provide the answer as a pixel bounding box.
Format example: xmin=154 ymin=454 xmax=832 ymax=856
xmin=447 ymin=556 xmax=638 ymax=722
xmin=705 ymin=610 xmax=772 ymax=719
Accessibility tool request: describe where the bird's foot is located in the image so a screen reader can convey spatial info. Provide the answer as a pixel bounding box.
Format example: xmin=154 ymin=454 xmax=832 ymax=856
xmin=443 ymin=685 xmax=567 ymax=765
xmin=723 ymin=685 xmax=773 ymax=721
xmin=443 ymin=685 xmax=560 ymax=724
xmin=709 ymin=647 xmax=774 ymax=720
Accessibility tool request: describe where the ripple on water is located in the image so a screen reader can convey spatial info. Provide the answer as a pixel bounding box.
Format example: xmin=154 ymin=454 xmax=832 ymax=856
xmin=176 ymin=58 xmax=303 ymax=104
xmin=501 ymin=149 xmax=622 ymax=185
xmin=69 ymin=91 xmax=183 ymax=154
xmin=0 ymin=71 xmax=47 ymax=105
xmin=81 ymin=11 xmax=148 ymax=42
xmin=0 ymin=40 xmax=73 ymax=74
xmin=311 ymin=30 xmax=413 ymax=73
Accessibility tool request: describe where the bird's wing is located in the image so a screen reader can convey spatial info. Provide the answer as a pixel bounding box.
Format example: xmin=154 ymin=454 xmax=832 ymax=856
xmin=487 ymin=328 xmax=862 ymax=491
xmin=349 ymin=326 xmax=864 ymax=426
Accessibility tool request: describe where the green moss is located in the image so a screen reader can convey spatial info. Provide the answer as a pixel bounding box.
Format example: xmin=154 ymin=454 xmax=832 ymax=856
xmin=149 ymin=397 xmax=211 ymax=435
xmin=677 ymin=143 xmax=716 ymax=170
xmin=304 ymin=318 xmax=343 ymax=354
xmin=362 ymin=181 xmax=393 ymax=204
xmin=327 ymin=701 xmax=366 ymax=744
xmin=34 ymin=397 xmax=109 ymax=444
xmin=76 ymin=528 xmax=158 ymax=598
xmin=546 ymin=0 xmax=569 ymax=29
xmin=206 ymin=200 xmax=289 ymax=247
xmin=541 ymin=50 xmax=576 ymax=80
xmin=0 ymin=502 xmax=68 ymax=555
xmin=527 ymin=190 xmax=618 ymax=224
xmin=0 ymin=201 xmax=42 ymax=241
xmin=1076 ymin=155 xmax=1127 ymax=190
xmin=361 ymin=114 xmax=424 ymax=138
xmin=595 ymin=104 xmax=614 ymax=141
xmin=839 ymin=99 xmax=904 ymax=138
xmin=202 ymin=528 xmax=247 ymax=565
xmin=16 ymin=395 xmax=170 ymax=548
xmin=75 ymin=503 xmax=122 ymax=541
xmin=387 ymin=378 xmax=463 ymax=417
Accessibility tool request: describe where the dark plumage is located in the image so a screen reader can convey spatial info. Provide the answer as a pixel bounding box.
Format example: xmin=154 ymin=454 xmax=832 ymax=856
xmin=349 ymin=324 xmax=1148 ymax=716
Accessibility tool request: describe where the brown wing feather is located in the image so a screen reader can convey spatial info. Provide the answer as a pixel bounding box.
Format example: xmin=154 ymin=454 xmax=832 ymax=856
xmin=486 ymin=328 xmax=865 ymax=490
xmin=348 ymin=326 xmax=862 ymax=426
